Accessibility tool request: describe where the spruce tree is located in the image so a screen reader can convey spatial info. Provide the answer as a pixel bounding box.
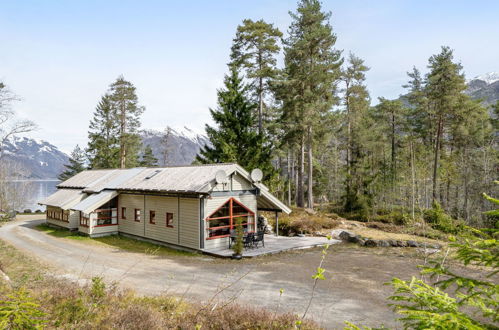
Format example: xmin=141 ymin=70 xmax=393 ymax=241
xmin=108 ymin=76 xmax=145 ymax=168
xmin=341 ymin=53 xmax=371 ymax=213
xmin=230 ymin=19 xmax=282 ymax=134
xmin=196 ymin=66 xmax=275 ymax=182
xmin=87 ymin=94 xmax=119 ymax=169
xmin=139 ymin=145 xmax=158 ymax=167
xmin=58 ymin=145 xmax=86 ymax=181
xmin=282 ymin=0 xmax=343 ymax=208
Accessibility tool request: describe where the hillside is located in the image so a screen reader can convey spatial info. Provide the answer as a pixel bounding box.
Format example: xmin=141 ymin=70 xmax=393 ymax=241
xmin=1 ymin=137 xmax=69 ymax=180
xmin=140 ymin=127 xmax=209 ymax=166
xmin=466 ymin=71 xmax=499 ymax=106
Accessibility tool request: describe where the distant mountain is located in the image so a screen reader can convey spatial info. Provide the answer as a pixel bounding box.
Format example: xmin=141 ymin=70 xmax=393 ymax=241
xmin=1 ymin=137 xmax=69 ymax=179
xmin=466 ymin=72 xmax=499 ymax=106
xmin=140 ymin=127 xmax=209 ymax=166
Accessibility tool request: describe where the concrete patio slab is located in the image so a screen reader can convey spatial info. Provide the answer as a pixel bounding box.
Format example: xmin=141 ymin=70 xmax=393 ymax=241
xmin=202 ymin=235 xmax=340 ymax=258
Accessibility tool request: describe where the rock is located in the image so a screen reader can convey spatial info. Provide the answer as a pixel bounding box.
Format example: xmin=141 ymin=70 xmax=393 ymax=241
xmin=356 ymin=238 xmax=366 ymax=246
xmin=338 ymin=230 xmax=355 ymax=241
xmin=349 ymin=235 xmax=362 ymax=244
xmin=407 ymin=240 xmax=420 ymax=247
xmin=364 ymin=239 xmax=378 ymax=247
xmin=377 ymin=240 xmax=391 ymax=247
xmin=338 ymin=231 xmax=363 ymax=244
xmin=395 ymin=240 xmax=407 ymax=247
xmin=297 ymin=233 xmax=305 ymax=237
xmin=305 ymin=208 xmax=317 ymax=215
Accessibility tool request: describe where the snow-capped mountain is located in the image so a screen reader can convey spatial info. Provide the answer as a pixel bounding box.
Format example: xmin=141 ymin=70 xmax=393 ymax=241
xmin=140 ymin=126 xmax=210 ymax=166
xmin=466 ymin=71 xmax=499 ymax=106
xmin=468 ymin=72 xmax=499 ymax=85
xmin=1 ymin=137 xmax=69 ymax=179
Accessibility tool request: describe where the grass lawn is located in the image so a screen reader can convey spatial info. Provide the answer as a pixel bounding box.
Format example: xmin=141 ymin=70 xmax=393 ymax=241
xmin=35 ymin=223 xmax=197 ymax=257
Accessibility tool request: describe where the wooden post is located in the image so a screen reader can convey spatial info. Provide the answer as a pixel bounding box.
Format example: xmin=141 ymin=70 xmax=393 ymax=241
xmin=275 ymin=211 xmax=279 ymax=237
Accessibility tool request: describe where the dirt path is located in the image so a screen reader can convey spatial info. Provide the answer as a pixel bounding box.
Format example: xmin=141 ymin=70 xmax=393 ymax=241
xmin=0 ymin=216 xmax=428 ymax=329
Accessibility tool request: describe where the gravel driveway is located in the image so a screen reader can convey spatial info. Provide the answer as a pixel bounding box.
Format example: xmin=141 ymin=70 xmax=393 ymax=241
xmin=0 ymin=216 xmax=426 ymax=328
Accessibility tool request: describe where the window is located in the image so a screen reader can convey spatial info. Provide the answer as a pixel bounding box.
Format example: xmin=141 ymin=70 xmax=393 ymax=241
xmin=134 ymin=209 xmax=141 ymax=222
xmin=206 ymin=198 xmax=255 ymax=239
xmin=166 ymin=212 xmax=174 ymax=228
xmin=121 ymin=207 xmax=126 ymax=219
xmin=95 ymin=208 xmax=116 ymax=226
xmin=80 ymin=213 xmax=90 ymax=227
xmin=150 ymin=210 xmax=156 ymax=224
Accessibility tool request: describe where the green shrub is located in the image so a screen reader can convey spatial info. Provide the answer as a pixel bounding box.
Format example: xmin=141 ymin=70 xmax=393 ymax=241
xmin=0 ymin=287 xmax=46 ymax=329
xmin=370 ymin=211 xmax=411 ymax=225
xmin=423 ymin=201 xmax=463 ymax=234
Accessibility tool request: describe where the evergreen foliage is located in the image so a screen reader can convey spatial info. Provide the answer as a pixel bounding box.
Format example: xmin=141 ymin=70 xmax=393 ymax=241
xmin=87 ymin=77 xmax=144 ymax=169
xmin=87 ymin=94 xmax=120 ymax=169
xmin=108 ymin=76 xmax=145 ymax=169
xmin=197 ymin=66 xmax=276 ymax=183
xmin=348 ymin=183 xmax=499 ymax=329
xmin=58 ymin=145 xmax=86 ymax=181
xmin=139 ymin=145 xmax=158 ymax=167
xmin=279 ymin=0 xmax=343 ymax=208
xmin=230 ymin=19 xmax=282 ymax=135
xmin=0 ymin=287 xmax=46 ymax=329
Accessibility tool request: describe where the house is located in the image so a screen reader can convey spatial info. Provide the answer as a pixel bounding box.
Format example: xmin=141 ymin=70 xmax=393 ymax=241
xmin=39 ymin=163 xmax=291 ymax=251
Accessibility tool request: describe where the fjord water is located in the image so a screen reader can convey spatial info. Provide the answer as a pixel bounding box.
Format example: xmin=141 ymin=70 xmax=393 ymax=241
xmin=5 ymin=180 xmax=59 ymax=212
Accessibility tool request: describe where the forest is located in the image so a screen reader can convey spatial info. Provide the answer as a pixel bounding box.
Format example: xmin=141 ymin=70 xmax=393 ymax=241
xmin=61 ymin=0 xmax=498 ymax=231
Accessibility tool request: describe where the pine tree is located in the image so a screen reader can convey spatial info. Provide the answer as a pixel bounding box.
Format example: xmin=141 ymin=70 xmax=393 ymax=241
xmin=108 ymin=76 xmax=145 ymax=168
xmin=425 ymin=47 xmax=466 ymax=202
xmin=87 ymin=94 xmax=119 ymax=169
xmin=58 ymin=145 xmax=86 ymax=181
xmin=282 ymin=0 xmax=343 ymax=208
xmin=139 ymin=145 xmax=158 ymax=167
xmin=196 ymin=66 xmax=276 ymax=182
xmin=230 ymin=19 xmax=283 ymax=135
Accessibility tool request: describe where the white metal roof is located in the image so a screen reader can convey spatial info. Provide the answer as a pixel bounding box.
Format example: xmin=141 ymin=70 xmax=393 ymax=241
xmin=38 ymin=189 xmax=86 ymax=209
xmin=51 ymin=163 xmax=291 ymax=214
xmin=58 ymin=169 xmax=118 ymax=189
xmin=115 ymin=164 xmax=238 ymax=193
xmin=71 ymin=190 xmax=118 ymax=214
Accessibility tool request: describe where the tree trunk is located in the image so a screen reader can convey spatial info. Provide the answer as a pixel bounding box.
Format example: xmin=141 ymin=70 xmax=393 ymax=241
xmin=432 ymin=114 xmax=443 ymax=202
xmin=297 ymin=137 xmax=305 ymax=208
xmin=120 ymin=101 xmax=126 ymax=169
xmin=307 ymin=126 xmax=313 ymax=209
xmin=258 ymin=77 xmax=263 ymax=135
xmin=410 ymin=140 xmax=416 ymax=220
xmin=287 ymin=150 xmax=292 ymax=206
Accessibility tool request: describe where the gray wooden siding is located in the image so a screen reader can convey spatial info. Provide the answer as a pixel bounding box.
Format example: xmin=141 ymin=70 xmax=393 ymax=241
xmin=67 ymin=210 xmax=79 ymax=229
xmin=118 ymin=194 xmax=145 ymax=237
xmin=144 ymin=195 xmax=179 ymax=244
xmin=232 ymin=173 xmax=253 ymax=190
xmin=92 ymin=225 xmax=118 ymax=235
xmin=178 ymin=198 xmax=200 ymax=249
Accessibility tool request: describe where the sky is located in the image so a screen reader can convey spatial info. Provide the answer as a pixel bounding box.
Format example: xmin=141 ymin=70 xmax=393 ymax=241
xmin=1 ymin=0 xmax=498 ymax=153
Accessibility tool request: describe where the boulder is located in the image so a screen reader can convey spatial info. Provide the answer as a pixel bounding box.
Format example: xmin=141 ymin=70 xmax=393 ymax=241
xmin=395 ymin=240 xmax=407 ymax=247
xmin=364 ymin=239 xmax=378 ymax=247
xmin=305 ymin=208 xmax=317 ymax=215
xmin=377 ymin=240 xmax=391 ymax=247
xmin=338 ymin=230 xmax=355 ymax=241
xmin=407 ymin=240 xmax=420 ymax=247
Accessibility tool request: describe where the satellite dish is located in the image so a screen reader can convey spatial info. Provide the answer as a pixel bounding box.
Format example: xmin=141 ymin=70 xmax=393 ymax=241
xmin=251 ymin=168 xmax=263 ymax=182
xmin=215 ymin=170 xmax=228 ymax=184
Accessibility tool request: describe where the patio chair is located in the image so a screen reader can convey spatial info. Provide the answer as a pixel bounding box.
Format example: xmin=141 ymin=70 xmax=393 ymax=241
xmin=228 ymin=229 xmax=236 ymax=248
xmin=243 ymin=232 xmax=254 ymax=249
xmin=253 ymin=230 xmax=265 ymax=248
